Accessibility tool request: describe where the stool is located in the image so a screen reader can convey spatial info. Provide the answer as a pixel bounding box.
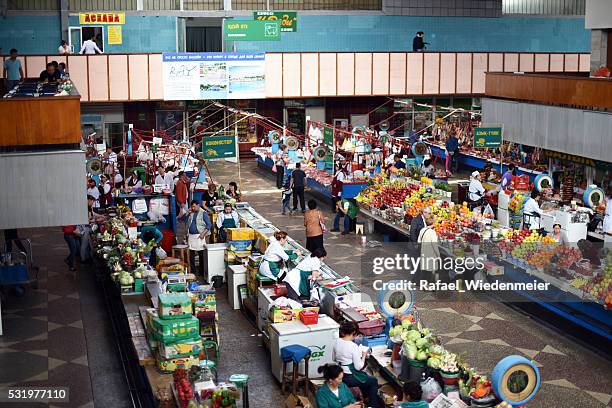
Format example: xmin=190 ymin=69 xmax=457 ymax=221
xmin=172 ymin=244 xmax=190 ymax=273
xmin=355 ymin=221 xmax=365 ymax=235
xmin=281 ymin=345 xmax=311 ymax=398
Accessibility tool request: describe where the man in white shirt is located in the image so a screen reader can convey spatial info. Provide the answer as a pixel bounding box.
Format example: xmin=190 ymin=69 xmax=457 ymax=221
xmin=468 ymin=171 xmax=486 ymax=204
xmin=80 ymin=37 xmax=103 ymax=55
xmin=523 ymin=190 xmax=545 ymax=230
xmin=155 ymin=166 xmax=174 ymax=189
xmin=86 ymin=179 xmax=100 ymax=209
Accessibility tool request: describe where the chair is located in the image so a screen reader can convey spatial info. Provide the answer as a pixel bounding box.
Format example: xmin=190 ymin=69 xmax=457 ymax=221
xmin=172 ymin=244 xmax=190 ymax=273
xmin=280 ymin=344 xmax=311 ymax=398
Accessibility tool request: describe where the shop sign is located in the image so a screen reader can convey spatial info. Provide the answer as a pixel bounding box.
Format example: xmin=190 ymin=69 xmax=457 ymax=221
xmin=473 ymin=126 xmax=502 ymax=149
xmin=542 ymin=149 xmax=611 ymax=170
xmin=224 ymin=20 xmax=280 ymax=41
xmin=323 ymin=126 xmax=334 ymax=147
xmin=107 ymin=26 xmax=122 ymax=45
xmin=202 ymin=135 xmax=236 ymax=159
xmin=254 ymin=11 xmax=297 ymax=32
xmin=79 ymin=12 xmax=125 ymax=24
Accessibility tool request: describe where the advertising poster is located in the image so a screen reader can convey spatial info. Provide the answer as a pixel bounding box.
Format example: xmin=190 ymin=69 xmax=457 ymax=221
xmin=162 ymin=53 xmax=266 ymax=101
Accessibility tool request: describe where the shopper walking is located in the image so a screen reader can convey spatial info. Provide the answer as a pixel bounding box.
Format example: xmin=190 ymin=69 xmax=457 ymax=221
xmin=331 ymin=165 xmax=346 ymax=212
xmin=79 ymin=36 xmax=103 ymax=54
xmin=3 ymin=49 xmax=24 ymax=92
xmin=412 ymin=31 xmax=428 ymax=52
xmin=175 ymin=171 xmax=190 ymax=219
xmin=62 ymin=225 xmax=80 ymax=271
xmin=445 ymin=132 xmax=459 ymax=174
xmin=274 ymin=145 xmax=288 ymax=189
xmin=418 ymin=213 xmax=440 ymax=283
xmin=281 ymin=181 xmax=292 ymax=215
xmin=186 ymin=200 xmax=212 ymax=277
xmin=304 ymin=199 xmax=326 ymax=253
xmin=409 ymin=207 xmax=431 ymax=243
xmin=291 ymin=162 xmax=307 ymax=213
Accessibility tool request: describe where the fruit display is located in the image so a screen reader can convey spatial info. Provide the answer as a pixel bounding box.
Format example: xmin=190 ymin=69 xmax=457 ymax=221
xmin=508 ymin=192 xmax=527 ymax=214
xmin=173 ymin=369 xmax=195 ymax=408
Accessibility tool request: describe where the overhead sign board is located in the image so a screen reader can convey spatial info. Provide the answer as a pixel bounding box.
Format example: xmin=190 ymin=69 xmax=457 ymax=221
xmin=254 ymin=11 xmax=297 ymax=32
xmin=473 ymin=126 xmax=502 ymax=149
xmin=79 ymin=12 xmax=125 ymax=24
xmin=202 ymin=136 xmax=237 ymax=160
xmin=224 ymin=20 xmax=280 ymax=41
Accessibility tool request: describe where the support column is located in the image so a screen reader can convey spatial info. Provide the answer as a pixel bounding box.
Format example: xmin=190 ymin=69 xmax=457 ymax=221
xmin=60 ymin=0 xmax=70 ymax=42
xmin=590 ymin=29 xmax=609 ymax=73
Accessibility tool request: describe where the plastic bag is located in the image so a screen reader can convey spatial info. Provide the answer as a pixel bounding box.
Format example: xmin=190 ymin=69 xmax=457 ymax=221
xmin=156 ymin=247 xmax=167 ymax=260
xmin=421 ymin=377 xmax=442 ymax=402
xmin=483 ymin=203 xmax=494 ymax=217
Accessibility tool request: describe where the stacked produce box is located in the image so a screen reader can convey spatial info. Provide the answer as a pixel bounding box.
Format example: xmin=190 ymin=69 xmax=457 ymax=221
xmin=225 ymin=228 xmax=255 ymax=264
xmin=147 ymin=293 xmax=203 ymax=372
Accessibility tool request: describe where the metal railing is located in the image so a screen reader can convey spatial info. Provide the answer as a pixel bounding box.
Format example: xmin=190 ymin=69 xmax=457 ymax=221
xmin=502 ymin=0 xmax=585 ymax=15
xmin=8 ymin=0 xmax=380 ymax=10
xmin=7 ymin=0 xmax=59 ymax=10
xmin=69 ymin=0 xmax=137 ymax=10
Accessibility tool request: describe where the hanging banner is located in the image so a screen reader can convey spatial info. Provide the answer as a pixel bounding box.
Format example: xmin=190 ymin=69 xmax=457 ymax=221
xmin=254 ymin=11 xmax=298 ymax=32
xmin=473 ymin=126 xmax=502 ymax=149
xmin=224 ymin=20 xmax=280 ymax=41
xmin=162 ymin=52 xmax=266 ymax=101
xmin=79 ymin=12 xmax=125 ymax=24
xmin=202 ymin=136 xmax=237 ymax=160
xmin=107 ymin=25 xmax=122 ymax=45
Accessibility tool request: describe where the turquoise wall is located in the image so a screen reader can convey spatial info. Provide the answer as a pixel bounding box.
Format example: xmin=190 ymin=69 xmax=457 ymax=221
xmin=0 ymin=15 xmax=61 ymax=54
xmin=231 ymin=15 xmax=590 ymax=53
xmin=68 ymin=15 xmax=177 ymax=53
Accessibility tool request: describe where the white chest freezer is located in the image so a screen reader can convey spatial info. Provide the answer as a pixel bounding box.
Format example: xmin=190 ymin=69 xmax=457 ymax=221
xmin=269 ymin=316 xmax=339 ymax=382
xmin=257 ymin=287 xmax=275 ymax=332
xmin=203 ymin=242 xmax=227 ymax=283
xmin=227 ymin=264 xmax=247 ymax=310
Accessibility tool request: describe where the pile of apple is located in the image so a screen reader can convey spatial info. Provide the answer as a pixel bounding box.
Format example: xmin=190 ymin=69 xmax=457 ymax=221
xmin=173 ymin=368 xmax=194 ymax=408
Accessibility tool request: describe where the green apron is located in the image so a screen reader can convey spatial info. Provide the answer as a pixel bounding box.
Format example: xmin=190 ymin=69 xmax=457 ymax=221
xmin=266 ymin=250 xmax=296 ymax=278
xmin=219 ymin=215 xmax=237 ymax=241
xmin=297 ymin=269 xmax=312 ymax=297
xmin=344 ymin=363 xmax=369 ymax=384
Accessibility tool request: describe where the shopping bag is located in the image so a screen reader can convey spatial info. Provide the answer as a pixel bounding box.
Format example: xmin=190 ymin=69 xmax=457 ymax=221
xmin=421 ymin=377 xmax=442 ymax=402
xmin=272 ymin=164 xmax=277 ymax=173
xmin=156 ymin=247 xmax=167 ymax=259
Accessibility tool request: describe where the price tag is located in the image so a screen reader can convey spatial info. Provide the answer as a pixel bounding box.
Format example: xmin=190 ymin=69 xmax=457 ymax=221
xmin=132 ymin=198 xmax=148 ymax=214
xmin=128 ymin=227 xmax=138 ymax=240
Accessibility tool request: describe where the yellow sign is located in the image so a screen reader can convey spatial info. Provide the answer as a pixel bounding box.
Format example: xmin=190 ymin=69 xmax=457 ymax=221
xmin=107 ymin=26 xmax=122 ymax=45
xmin=79 ymin=12 xmax=125 ymax=25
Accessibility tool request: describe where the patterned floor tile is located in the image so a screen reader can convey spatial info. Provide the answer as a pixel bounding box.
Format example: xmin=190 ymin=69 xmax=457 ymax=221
xmin=0 ymin=351 xmax=48 ymax=383
xmin=48 ymin=327 xmax=87 ymax=362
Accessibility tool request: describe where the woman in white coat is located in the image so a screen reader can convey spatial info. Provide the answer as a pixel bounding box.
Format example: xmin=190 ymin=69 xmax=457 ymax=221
xmin=283 ymin=248 xmax=326 ymax=301
xmin=418 ymin=213 xmax=441 ymax=282
xmin=259 ymin=231 xmax=300 ymax=281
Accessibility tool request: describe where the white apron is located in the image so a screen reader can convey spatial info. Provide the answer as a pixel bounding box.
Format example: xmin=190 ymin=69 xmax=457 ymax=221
xmin=188 ymin=234 xmax=205 ymax=251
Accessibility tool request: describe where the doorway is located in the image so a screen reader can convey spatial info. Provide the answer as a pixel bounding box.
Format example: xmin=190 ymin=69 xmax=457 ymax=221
xmin=186 ymin=27 xmax=222 ymax=52
xmin=69 ymin=26 xmax=104 ymax=53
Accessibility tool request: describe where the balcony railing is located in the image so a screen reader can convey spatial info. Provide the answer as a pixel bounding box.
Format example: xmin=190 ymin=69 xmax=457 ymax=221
xmin=8 ymin=0 xmax=380 ymax=11
xmin=1 ymin=52 xmax=590 ymax=103
xmin=485 ymin=72 xmax=612 ymax=110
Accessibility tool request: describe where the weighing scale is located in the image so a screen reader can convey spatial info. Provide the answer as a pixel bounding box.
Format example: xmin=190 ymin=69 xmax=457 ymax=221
xmin=375 ymin=281 xmax=418 ymax=331
xmin=285 ymin=135 xmax=299 ymax=162
xmin=412 ymin=141 xmax=429 ymax=168
xmin=534 ymin=173 xmax=553 ymax=192
xmin=269 ymin=130 xmax=281 ymax=154
xmin=313 ymin=146 xmax=328 ymax=170
xmin=583 ymin=185 xmax=605 ymax=208
xmin=86 ymin=158 xmax=103 ymax=184
xmin=491 ymin=355 xmax=540 ymax=407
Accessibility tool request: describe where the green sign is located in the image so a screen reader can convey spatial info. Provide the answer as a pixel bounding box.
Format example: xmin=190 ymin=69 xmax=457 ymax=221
xmin=224 ymin=20 xmax=280 ymax=41
xmin=473 ymin=126 xmax=502 ymax=149
xmin=202 ymin=136 xmax=236 ymax=159
xmin=323 ymin=126 xmax=334 ymax=147
xmin=254 ymin=11 xmax=297 ymax=32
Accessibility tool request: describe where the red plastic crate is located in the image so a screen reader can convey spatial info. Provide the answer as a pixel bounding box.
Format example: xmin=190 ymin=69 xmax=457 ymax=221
xmin=300 ymin=310 xmax=319 ymax=325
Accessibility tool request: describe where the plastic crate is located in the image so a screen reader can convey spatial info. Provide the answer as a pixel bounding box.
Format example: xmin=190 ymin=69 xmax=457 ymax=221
xmin=361 ymin=333 xmax=389 ymax=347
xmin=300 ymin=310 xmax=319 ymax=325
xmin=0 ymin=265 xmax=29 ymax=285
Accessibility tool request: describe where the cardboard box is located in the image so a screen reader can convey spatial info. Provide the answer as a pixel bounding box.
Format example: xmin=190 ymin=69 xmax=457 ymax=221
xmin=158 ymin=336 xmax=203 ymax=359
xmin=158 ymin=293 xmax=192 ymax=319
xmin=285 ymin=395 xmax=313 ymax=408
xmin=156 ymin=354 xmax=200 ymax=373
xmin=150 ymin=315 xmax=199 ymax=342
xmin=269 ymin=307 xmax=319 ymax=323
xmin=227 ymin=228 xmax=255 ymax=241
xmin=228 ymin=240 xmax=253 ymax=252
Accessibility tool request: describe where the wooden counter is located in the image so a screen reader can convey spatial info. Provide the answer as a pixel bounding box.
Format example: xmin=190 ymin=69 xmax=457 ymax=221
xmin=0 ymin=95 xmax=81 ymax=147
xmin=485 ymin=72 xmax=612 ymax=110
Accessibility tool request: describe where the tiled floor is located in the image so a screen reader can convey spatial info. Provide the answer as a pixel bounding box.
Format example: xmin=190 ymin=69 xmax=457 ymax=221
xmin=206 ymin=160 xmax=612 ymax=408
xmin=1 ymin=160 xmax=610 ymax=408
